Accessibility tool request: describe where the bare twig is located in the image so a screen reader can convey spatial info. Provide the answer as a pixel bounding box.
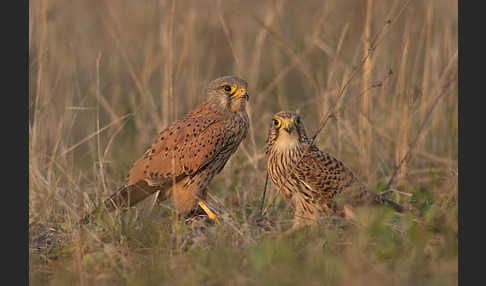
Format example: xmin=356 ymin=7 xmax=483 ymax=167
xmin=217 ymin=0 xmax=240 ymax=71
xmin=259 ymin=172 xmax=269 ymax=215
xmin=381 ymin=77 xmax=456 ymax=194
xmin=53 ymin=113 xmax=132 ymax=164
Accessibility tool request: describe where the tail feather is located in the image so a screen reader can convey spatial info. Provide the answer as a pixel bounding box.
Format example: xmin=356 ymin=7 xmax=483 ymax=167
xmin=80 ymin=181 xmax=159 ymax=224
xmin=374 ymin=194 xmax=405 ymax=213
xmin=354 ymin=178 xmax=405 ymax=213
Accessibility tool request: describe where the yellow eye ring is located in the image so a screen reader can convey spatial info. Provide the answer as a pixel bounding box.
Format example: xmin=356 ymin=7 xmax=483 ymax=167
xmin=273 ymin=118 xmax=282 ymax=128
xmin=223 ymin=85 xmax=237 ymax=94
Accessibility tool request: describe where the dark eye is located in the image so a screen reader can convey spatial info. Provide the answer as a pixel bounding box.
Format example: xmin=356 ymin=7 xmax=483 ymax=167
xmin=273 ymin=119 xmax=281 ymax=127
xmin=224 ymin=85 xmax=232 ymax=92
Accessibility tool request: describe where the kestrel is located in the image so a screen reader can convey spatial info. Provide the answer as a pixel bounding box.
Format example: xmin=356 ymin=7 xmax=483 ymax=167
xmin=82 ymin=76 xmax=249 ymax=224
xmin=266 ymin=111 xmax=404 ymax=228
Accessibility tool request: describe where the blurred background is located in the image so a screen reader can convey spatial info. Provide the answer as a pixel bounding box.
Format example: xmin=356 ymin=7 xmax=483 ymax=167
xmin=29 ymin=0 xmax=457 ymax=284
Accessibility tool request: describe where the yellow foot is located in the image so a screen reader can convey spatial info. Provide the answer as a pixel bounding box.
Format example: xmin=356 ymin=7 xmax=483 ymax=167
xmin=198 ymin=201 xmax=221 ymax=224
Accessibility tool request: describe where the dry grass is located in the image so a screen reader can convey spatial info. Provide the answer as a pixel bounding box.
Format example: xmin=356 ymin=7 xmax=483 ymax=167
xmin=29 ymin=0 xmax=457 ymax=285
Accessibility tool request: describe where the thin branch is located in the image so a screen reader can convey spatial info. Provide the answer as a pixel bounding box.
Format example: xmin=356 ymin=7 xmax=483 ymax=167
xmin=259 ymin=172 xmax=269 ymax=215
xmin=54 ymin=113 xmax=132 ymax=163
xmin=381 ymin=77 xmax=456 ymax=193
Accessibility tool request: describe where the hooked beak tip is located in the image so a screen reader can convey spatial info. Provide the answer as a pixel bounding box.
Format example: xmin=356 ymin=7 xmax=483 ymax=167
xmin=237 ymin=92 xmax=248 ymax=101
xmin=233 ymin=88 xmax=248 ymax=101
xmin=232 ymin=93 xmax=248 ymax=101
xmin=284 ymin=124 xmax=293 ymax=133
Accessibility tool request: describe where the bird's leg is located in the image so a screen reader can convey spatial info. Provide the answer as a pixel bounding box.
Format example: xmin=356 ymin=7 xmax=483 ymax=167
xmin=198 ymin=201 xmax=221 ymax=224
xmin=172 ymin=179 xmax=221 ymax=224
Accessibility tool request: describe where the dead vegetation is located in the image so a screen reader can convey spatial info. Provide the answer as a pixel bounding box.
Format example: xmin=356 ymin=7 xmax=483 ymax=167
xmin=29 ymin=0 xmax=457 ymax=285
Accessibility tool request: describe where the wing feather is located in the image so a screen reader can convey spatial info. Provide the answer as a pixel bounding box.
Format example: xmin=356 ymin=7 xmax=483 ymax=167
xmin=294 ymin=145 xmax=356 ymax=200
xmin=294 ymin=145 xmax=404 ymax=212
xmin=127 ymin=103 xmax=228 ymax=187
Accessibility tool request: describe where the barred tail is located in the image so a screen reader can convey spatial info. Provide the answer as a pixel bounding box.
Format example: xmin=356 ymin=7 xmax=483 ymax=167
xmin=354 ymin=178 xmax=405 ymax=213
xmin=376 ymin=195 xmax=405 ymax=213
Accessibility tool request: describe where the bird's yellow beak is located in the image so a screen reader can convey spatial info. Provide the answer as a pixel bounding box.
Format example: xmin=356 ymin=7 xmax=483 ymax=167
xmin=232 ymin=88 xmax=249 ymax=101
xmin=282 ymin=120 xmax=294 ymax=133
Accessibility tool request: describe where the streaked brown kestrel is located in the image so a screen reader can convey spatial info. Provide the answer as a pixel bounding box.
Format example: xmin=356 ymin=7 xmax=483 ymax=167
xmin=266 ymin=111 xmax=403 ymax=229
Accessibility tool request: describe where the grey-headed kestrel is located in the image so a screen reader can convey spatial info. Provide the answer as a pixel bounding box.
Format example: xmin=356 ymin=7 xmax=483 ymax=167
xmin=266 ymin=111 xmax=404 ymax=228
xmin=82 ymin=76 xmax=249 ymax=224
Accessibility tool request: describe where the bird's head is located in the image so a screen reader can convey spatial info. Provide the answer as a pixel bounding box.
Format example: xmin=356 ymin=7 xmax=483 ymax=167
xmin=266 ymin=111 xmax=308 ymax=153
xmin=206 ymin=76 xmax=249 ymax=113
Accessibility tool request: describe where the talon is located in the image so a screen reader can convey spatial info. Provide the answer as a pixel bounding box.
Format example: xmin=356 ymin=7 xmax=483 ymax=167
xmin=198 ymin=201 xmax=221 ymax=224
